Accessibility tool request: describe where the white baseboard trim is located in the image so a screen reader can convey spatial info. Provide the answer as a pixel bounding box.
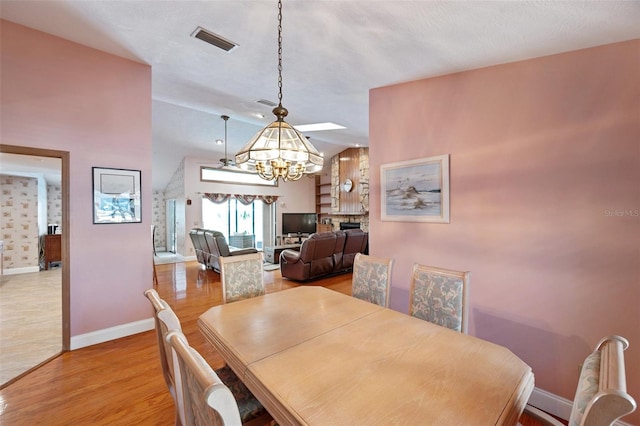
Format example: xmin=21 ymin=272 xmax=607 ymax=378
xmin=529 ymin=387 xmax=633 ymax=426
xmin=529 ymin=387 xmax=573 ymax=421
xmin=70 ymin=317 xmax=154 ymax=350
xmin=2 ymin=266 xmax=40 ymax=275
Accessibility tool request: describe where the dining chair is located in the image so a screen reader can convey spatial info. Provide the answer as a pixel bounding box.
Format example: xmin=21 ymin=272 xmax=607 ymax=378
xmin=219 ymin=252 xmax=265 ymax=304
xmin=351 ymin=253 xmax=394 ymax=307
xmin=520 ymin=335 xmax=636 ymax=426
xmin=144 ymin=288 xmax=184 ymax=425
xmin=165 ymin=328 xmax=272 ymax=426
xmin=150 ymin=298 xmax=270 ymax=426
xmin=408 ymin=264 xmax=470 ymax=333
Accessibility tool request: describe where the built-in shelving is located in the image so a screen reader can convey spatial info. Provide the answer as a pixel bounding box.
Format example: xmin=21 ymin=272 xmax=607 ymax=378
xmin=315 ymin=175 xmax=332 ymax=230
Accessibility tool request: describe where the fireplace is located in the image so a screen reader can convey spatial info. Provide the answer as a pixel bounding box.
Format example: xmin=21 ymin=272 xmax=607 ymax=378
xmin=340 ymin=222 xmax=360 ymax=230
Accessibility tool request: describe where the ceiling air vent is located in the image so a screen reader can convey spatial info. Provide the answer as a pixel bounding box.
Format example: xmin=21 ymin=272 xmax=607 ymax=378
xmin=191 ymin=26 xmax=238 ymax=52
xmin=256 ymin=99 xmax=277 ymax=107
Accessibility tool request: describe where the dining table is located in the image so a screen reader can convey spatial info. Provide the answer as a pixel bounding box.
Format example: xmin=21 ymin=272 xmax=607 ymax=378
xmin=198 ymin=286 xmax=534 ymax=426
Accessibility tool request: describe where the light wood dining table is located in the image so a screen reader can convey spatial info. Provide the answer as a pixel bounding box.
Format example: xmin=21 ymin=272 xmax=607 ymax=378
xmin=199 ymin=286 xmax=534 ymax=426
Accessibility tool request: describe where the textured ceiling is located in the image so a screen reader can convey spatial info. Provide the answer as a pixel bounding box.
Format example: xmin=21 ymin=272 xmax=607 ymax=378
xmin=2 ymin=1 xmax=639 ymax=190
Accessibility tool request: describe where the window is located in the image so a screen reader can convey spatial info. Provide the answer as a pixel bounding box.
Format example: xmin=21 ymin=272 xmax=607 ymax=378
xmin=201 ymin=167 xmax=277 ymax=187
xmin=202 ymin=198 xmax=273 ymax=249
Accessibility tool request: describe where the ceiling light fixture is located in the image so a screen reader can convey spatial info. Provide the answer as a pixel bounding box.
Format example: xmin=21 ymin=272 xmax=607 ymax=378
xmin=235 ymin=0 xmax=323 ymax=182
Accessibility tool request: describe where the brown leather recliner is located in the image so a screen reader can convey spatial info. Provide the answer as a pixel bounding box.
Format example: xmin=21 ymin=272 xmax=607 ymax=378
xmin=189 ymin=228 xmax=257 ymax=272
xmin=341 ymin=229 xmax=369 ymax=270
xmin=280 ymin=231 xmax=348 ymax=281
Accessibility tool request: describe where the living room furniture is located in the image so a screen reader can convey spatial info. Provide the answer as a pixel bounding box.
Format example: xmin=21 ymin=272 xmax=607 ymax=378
xmin=340 ymin=228 xmax=368 ymax=270
xmin=279 ymin=229 xmax=367 ymax=281
xmin=189 ymin=228 xmax=257 ymax=272
xmin=409 ymin=264 xmax=470 ymax=333
xmin=263 ymin=244 xmax=300 ymax=264
xmin=522 ymin=335 xmax=636 ymax=426
xmin=43 ymin=234 xmax=61 ymax=270
xmin=351 ymin=253 xmax=394 ymax=308
xmin=219 ymin=252 xmax=265 ymax=304
xmin=198 ymin=287 xmax=535 ymax=425
xmin=228 ymin=234 xmax=255 ymax=249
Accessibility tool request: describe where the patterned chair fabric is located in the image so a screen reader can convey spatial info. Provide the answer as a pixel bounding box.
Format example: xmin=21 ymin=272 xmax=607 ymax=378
xmin=220 ymin=252 xmax=265 ymax=304
xmin=351 ymin=253 xmax=394 ymax=308
xmin=167 ymin=331 xmax=270 ymax=426
xmin=521 ymin=335 xmax=636 ymax=426
xmin=215 ymin=365 xmax=267 ymax=423
xmin=409 ymin=264 xmax=470 ymax=333
xmin=568 ymin=351 xmax=601 ymax=426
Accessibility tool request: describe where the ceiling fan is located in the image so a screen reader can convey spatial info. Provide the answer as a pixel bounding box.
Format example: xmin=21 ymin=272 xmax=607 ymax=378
xmin=217 ymin=115 xmax=236 ymax=169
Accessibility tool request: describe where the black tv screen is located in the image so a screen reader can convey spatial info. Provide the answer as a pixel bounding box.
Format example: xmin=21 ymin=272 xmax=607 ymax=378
xmin=282 ymin=213 xmax=317 ymax=235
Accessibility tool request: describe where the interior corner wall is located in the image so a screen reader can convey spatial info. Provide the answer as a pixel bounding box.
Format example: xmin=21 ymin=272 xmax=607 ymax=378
xmin=369 ymin=39 xmax=639 ymax=423
xmin=1 ymin=20 xmax=153 ymax=338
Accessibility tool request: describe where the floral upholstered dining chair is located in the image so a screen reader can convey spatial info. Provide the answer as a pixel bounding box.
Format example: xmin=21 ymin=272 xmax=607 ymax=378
xmin=219 ymin=252 xmax=265 ymax=304
xmin=351 ymin=253 xmax=394 ymax=308
xmin=408 ymin=264 xmax=470 ymax=333
xmin=166 ymin=329 xmax=272 ymax=426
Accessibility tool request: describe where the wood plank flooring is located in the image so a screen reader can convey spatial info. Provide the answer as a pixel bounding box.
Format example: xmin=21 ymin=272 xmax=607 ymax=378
xmin=0 ymin=260 xmax=551 ymax=425
xmin=0 ymin=261 xmax=351 ymax=425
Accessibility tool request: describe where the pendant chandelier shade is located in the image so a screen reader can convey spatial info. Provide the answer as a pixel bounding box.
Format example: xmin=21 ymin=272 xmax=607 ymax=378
xmin=235 ymin=0 xmax=324 ymax=182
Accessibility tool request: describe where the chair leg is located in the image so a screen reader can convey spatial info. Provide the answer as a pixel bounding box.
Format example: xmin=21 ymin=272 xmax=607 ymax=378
xmin=153 ymin=256 xmax=159 ymax=286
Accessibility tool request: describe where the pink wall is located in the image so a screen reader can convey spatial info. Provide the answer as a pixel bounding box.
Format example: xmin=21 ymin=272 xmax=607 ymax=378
xmin=1 ymin=21 xmax=153 ymax=336
xmin=370 ymin=40 xmax=639 ymax=422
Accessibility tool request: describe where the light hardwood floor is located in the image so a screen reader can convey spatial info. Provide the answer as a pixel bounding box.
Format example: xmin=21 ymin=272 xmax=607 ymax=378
xmin=0 ymin=261 xmax=351 ymax=425
xmin=0 ymin=260 xmax=549 ymax=425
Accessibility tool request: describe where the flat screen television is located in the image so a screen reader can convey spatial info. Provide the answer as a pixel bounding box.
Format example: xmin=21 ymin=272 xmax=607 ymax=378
xmin=282 ymin=213 xmax=317 ymax=236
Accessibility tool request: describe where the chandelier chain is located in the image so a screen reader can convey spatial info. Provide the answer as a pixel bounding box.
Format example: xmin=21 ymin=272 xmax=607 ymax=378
xmin=277 ymin=0 xmax=283 ymax=106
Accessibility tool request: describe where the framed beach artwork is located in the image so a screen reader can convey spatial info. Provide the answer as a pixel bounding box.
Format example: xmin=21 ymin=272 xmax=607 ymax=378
xmin=380 ymin=154 xmax=450 ymax=223
xmin=92 ymin=167 xmax=142 ymax=224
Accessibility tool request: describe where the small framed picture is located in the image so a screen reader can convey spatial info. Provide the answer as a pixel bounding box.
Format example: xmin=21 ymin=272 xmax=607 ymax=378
xmin=92 ymin=167 xmax=141 ymax=224
xmin=381 ymin=154 xmax=450 ymax=223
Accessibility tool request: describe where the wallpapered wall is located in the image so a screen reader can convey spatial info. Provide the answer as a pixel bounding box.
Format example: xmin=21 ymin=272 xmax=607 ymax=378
xmin=0 ymin=175 xmax=39 ymax=269
xmin=152 ymin=190 xmax=166 ymax=251
xmin=1 ymin=176 xmax=64 ymax=271
xmin=47 ymin=183 xmax=62 ymax=229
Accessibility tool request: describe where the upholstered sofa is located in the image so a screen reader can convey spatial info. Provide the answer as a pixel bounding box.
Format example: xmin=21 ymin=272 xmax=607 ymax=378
xmin=189 ymin=228 xmax=257 ymax=272
xmin=280 ymin=229 xmax=368 ymax=281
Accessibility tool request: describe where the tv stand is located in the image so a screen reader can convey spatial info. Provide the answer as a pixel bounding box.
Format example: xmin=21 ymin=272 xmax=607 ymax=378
xmin=264 ymin=243 xmax=301 ymax=264
xmin=280 ymin=234 xmax=310 ymax=245
xmin=287 ymin=233 xmax=309 ymax=244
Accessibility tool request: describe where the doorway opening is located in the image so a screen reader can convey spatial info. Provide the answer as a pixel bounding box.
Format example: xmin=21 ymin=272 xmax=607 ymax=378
xmin=0 ymin=145 xmax=70 ymax=389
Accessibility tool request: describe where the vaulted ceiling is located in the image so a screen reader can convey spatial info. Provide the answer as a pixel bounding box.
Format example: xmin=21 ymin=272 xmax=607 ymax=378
xmin=2 ymin=1 xmax=639 ymax=190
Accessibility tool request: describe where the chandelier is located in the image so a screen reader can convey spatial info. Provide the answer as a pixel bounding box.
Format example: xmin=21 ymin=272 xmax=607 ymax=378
xmin=235 ymin=0 xmax=324 ymax=182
